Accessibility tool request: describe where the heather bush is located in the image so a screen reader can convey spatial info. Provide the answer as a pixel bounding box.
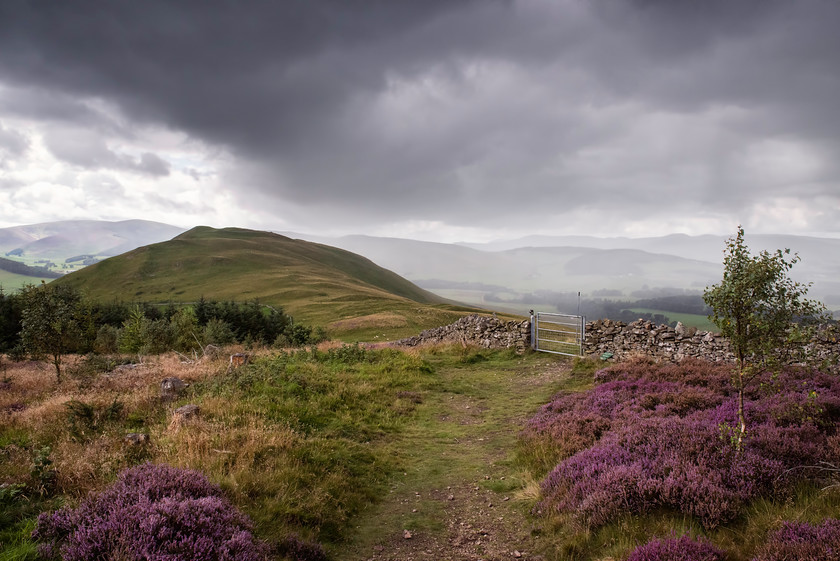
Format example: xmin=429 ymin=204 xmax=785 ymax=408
xmin=626 ymin=534 xmax=726 ymax=561
xmin=33 ymin=463 xmax=269 ymax=561
xmin=524 ymin=359 xmax=731 ymax=466
xmin=530 ymin=360 xmax=840 ymax=530
xmin=752 ymin=519 xmax=840 ymax=561
xmin=274 ymin=533 xmax=330 ymax=561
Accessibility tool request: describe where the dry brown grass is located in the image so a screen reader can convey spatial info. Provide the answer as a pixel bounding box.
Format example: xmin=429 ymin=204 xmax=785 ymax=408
xmin=154 ymin=405 xmax=296 ymax=481
xmin=53 ymin=435 xmax=129 ymax=496
xmin=2 ymin=345 xmax=450 ymax=547
xmin=327 ymin=312 xmax=409 ymax=332
xmin=0 ymin=351 xmax=264 ymax=495
xmin=1 ymin=359 xmax=57 ymax=411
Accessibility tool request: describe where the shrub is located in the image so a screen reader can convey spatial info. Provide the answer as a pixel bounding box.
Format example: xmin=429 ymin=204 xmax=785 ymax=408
xmin=66 ymin=354 xmax=133 ymax=383
xmin=33 ymin=463 xmax=269 ymax=561
xmin=530 ymin=361 xmax=840 ymax=530
xmin=204 ymin=318 xmax=236 ymax=346
xmin=94 ymin=324 xmax=120 ymax=354
xmin=274 ymin=533 xmax=329 ymax=561
xmin=752 ymin=519 xmax=840 ymax=561
xmin=140 ymin=318 xmax=174 ymax=354
xmin=626 ymin=535 xmax=726 ymax=561
xmin=64 ymin=399 xmax=123 ymax=442
xmin=170 ymin=307 xmax=201 ymax=353
xmin=118 ymin=306 xmax=148 ymax=354
xmin=524 ymin=359 xmax=732 ymax=466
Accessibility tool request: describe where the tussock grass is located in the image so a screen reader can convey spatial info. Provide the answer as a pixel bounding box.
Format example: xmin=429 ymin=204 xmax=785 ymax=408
xmin=0 ymin=344 xmax=444 ymax=551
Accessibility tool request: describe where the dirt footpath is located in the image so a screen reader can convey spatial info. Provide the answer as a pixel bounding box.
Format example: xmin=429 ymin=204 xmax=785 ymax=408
xmin=336 ymin=354 xmax=569 ymax=561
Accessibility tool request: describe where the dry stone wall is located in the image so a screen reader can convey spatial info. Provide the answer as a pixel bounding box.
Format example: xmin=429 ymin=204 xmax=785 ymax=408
xmin=584 ymin=318 xmax=839 ymax=370
xmin=584 ymin=319 xmax=733 ymax=362
xmin=396 ymin=314 xmax=531 ymax=353
xmin=396 ymin=314 xmax=839 ymax=371
xmin=585 ymin=319 xmax=840 ymax=372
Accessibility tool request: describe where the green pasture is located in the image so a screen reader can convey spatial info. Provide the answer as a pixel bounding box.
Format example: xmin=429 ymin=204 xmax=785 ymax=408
xmin=628 ymin=307 xmax=717 ymax=331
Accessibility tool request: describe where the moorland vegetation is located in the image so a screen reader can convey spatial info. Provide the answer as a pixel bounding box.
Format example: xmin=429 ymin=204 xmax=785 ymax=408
xmin=521 ymin=358 xmax=840 ymax=559
xmin=1 ymin=227 xmax=839 ymax=560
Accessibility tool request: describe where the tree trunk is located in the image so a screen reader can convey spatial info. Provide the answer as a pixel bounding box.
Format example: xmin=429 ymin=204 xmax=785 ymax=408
xmin=736 ymin=369 xmax=745 ymax=450
xmin=53 ymin=353 xmax=61 ymax=383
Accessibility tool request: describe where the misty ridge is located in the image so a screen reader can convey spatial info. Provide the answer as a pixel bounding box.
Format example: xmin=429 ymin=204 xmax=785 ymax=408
xmin=292 ymin=231 xmax=840 ymax=324
xmin=2 ymin=220 xmax=839 ymax=329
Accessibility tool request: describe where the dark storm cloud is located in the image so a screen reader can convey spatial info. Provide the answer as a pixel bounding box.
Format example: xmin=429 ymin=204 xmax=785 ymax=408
xmin=0 ymin=86 xmax=127 ymax=135
xmin=0 ymin=0 xmax=838 ymax=231
xmin=0 ymin=0 xmax=490 ymax=149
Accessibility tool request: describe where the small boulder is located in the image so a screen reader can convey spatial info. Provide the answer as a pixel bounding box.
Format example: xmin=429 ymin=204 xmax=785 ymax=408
xmin=174 ymin=404 xmax=200 ymax=419
xmin=169 ymin=404 xmax=200 ymax=430
xmin=675 ymin=322 xmax=698 ymax=339
xmin=160 ymin=377 xmax=187 ymax=400
xmin=228 ymin=353 xmax=251 ymax=370
xmin=124 ymin=433 xmax=150 ymax=446
xmin=203 ymin=344 xmax=222 ymax=359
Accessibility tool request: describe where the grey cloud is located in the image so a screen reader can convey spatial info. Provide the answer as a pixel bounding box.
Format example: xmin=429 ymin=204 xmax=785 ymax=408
xmin=0 ymin=122 xmax=30 ymax=169
xmin=0 ymin=86 xmax=130 ymax=137
xmin=0 ymin=177 xmax=24 ymax=192
xmin=137 ymin=153 xmax=171 ymax=177
xmin=79 ymin=173 xmax=126 ymax=198
xmin=0 ymin=0 xmax=838 ymax=234
xmin=0 ymin=123 xmax=29 ymax=155
xmin=0 ymin=0 xmax=488 ymax=151
xmin=44 ymin=130 xmax=170 ymax=176
xmin=141 ymin=191 xmax=214 ymax=216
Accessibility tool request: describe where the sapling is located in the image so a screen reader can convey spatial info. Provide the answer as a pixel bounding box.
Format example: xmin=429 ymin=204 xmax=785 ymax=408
xmin=703 ymin=227 xmax=828 ymax=448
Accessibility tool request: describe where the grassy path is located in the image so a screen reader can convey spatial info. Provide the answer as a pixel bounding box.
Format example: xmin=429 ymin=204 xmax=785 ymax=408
xmin=335 ymin=349 xmax=572 ymax=561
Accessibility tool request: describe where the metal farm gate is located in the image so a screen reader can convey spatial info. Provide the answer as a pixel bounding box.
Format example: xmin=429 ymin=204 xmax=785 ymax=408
xmin=531 ymin=312 xmax=585 ymax=356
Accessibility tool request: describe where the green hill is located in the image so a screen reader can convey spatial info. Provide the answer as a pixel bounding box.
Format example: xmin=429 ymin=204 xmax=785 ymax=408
xmin=53 ymin=226 xmax=477 ymax=338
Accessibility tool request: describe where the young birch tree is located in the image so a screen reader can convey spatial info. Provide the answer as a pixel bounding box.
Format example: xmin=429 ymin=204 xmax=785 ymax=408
xmin=20 ymin=283 xmax=83 ymax=382
xmin=703 ymin=226 xmax=827 ymax=448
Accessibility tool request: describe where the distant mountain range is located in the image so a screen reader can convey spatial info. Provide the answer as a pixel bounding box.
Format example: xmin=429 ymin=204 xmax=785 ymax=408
xmin=3 ymin=220 xmax=838 ymax=317
xmin=0 ymin=219 xmax=186 ymax=260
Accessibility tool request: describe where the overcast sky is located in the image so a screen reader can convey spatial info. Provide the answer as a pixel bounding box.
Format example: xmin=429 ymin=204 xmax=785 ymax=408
xmin=0 ymin=0 xmax=838 ymax=242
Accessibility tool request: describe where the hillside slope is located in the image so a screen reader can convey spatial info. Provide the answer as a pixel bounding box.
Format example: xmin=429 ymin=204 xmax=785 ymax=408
xmin=54 ymin=226 xmax=470 ymax=335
